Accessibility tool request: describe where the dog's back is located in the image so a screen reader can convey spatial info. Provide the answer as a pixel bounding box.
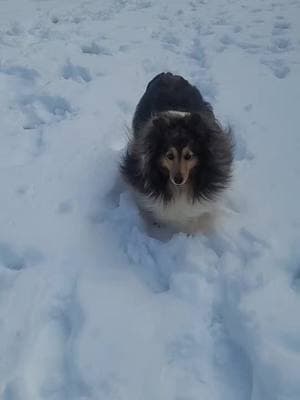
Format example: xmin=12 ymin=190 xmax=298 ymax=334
xmin=133 ymin=72 xmax=206 ymax=133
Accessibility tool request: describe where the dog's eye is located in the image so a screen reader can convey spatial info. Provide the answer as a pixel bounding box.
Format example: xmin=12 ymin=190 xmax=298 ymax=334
xmin=184 ymin=153 xmax=193 ymax=160
xmin=166 ymin=153 xmax=174 ymax=160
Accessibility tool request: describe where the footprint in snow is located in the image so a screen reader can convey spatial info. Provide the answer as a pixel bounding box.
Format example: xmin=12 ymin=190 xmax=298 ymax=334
xmin=0 ymin=242 xmax=43 ymax=271
xmin=19 ymin=94 xmax=73 ymax=130
xmin=272 ymin=20 xmax=290 ymax=35
xmin=161 ymin=31 xmax=180 ymax=52
xmin=0 ymin=64 xmax=39 ymax=83
xmin=62 ymin=61 xmax=92 ymax=83
xmin=291 ymin=265 xmax=300 ymax=293
xmin=57 ymin=200 xmax=73 ymax=215
xmin=232 ymin=128 xmax=254 ymax=162
xmin=270 ymin=37 xmax=291 ymax=53
xmin=293 ymin=273 xmax=300 ymax=292
xmin=237 ymin=228 xmax=269 ymax=264
xmin=81 ymin=42 xmax=112 ymax=56
xmin=220 ymin=34 xmax=235 ymax=46
xmin=51 ymin=15 xmax=59 ymax=24
xmin=260 ymin=57 xmax=290 ymax=79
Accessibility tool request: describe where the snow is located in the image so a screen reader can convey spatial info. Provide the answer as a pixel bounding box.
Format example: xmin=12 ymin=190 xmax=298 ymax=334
xmin=0 ymin=0 xmax=300 ymax=399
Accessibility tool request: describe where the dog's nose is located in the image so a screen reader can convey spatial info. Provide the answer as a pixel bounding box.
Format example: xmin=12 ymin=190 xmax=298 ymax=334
xmin=173 ymin=174 xmax=183 ymax=185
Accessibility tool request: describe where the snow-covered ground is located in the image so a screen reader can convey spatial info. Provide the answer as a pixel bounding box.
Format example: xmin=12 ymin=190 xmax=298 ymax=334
xmin=0 ymin=0 xmax=300 ymax=399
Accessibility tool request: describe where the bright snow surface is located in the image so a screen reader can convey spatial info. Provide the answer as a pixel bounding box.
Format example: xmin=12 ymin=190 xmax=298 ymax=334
xmin=0 ymin=1 xmax=300 ymax=399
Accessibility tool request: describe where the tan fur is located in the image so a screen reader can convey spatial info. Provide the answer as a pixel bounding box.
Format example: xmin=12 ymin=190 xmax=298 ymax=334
xmin=161 ymin=146 xmax=198 ymax=185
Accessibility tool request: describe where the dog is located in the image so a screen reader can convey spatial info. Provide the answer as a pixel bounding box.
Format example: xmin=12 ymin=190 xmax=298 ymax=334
xmin=120 ymin=72 xmax=233 ymax=234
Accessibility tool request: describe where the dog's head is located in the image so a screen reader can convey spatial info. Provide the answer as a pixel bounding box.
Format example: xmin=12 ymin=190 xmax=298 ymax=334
xmin=140 ymin=111 xmax=233 ymax=200
xmin=155 ymin=113 xmax=206 ymax=187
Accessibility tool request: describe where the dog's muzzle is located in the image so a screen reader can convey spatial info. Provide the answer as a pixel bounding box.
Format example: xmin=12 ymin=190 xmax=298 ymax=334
xmin=170 ymin=173 xmax=187 ymax=186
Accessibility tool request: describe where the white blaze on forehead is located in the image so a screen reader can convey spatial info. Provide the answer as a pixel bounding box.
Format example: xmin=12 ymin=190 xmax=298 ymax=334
xmin=163 ymin=110 xmax=191 ymax=118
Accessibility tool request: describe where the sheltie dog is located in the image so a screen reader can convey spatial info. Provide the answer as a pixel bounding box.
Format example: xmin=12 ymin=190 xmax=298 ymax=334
xmin=120 ymin=72 xmax=234 ymax=234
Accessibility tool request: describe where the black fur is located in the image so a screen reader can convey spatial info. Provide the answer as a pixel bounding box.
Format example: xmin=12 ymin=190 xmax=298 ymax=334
xmin=133 ymin=72 xmax=211 ymax=132
xmin=121 ymin=72 xmax=233 ymax=203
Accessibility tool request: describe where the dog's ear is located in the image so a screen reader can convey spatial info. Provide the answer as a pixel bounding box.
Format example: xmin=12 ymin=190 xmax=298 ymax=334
xmin=186 ymin=113 xmax=206 ymax=129
xmin=187 ymin=113 xmax=209 ymax=138
xmin=152 ymin=115 xmax=169 ymax=131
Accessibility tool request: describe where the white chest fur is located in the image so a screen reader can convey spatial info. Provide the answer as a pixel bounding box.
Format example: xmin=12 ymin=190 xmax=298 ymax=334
xmin=135 ymin=191 xmax=219 ymax=234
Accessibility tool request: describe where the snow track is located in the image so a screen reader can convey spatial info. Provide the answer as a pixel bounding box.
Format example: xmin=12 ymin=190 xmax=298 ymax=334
xmin=0 ymin=1 xmax=300 ymax=399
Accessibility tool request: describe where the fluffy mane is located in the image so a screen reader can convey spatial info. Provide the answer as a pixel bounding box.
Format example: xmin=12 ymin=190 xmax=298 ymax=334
xmin=121 ymin=110 xmax=233 ymax=203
